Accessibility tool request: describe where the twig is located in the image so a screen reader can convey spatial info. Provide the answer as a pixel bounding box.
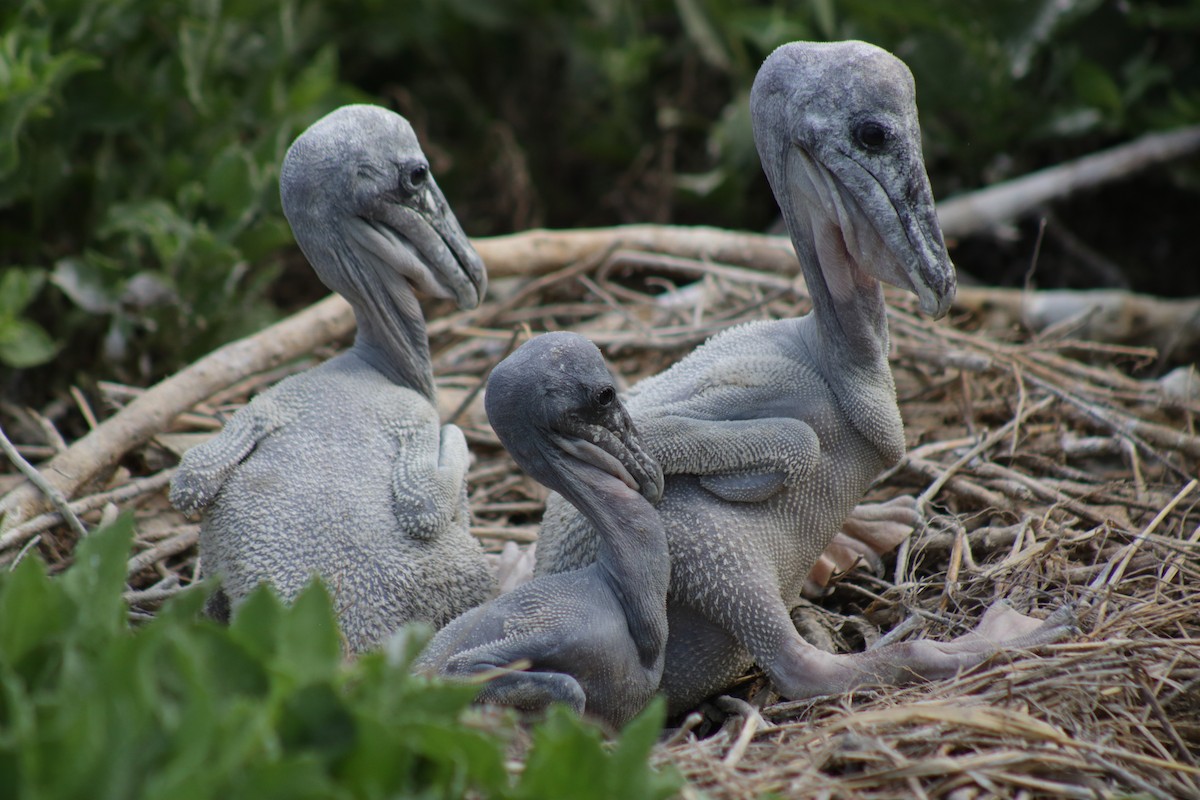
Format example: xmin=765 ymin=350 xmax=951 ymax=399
xmin=69 ymin=386 xmax=99 ymax=430
xmin=445 ymin=328 xmax=523 ymax=426
xmin=126 ymin=526 xmax=200 ymax=577
xmin=1159 ymin=522 xmax=1200 ymax=586
xmin=0 ymin=469 xmax=176 ymax=552
xmin=1091 ymin=478 xmax=1197 ymax=601
xmin=715 ymin=696 xmax=771 ymax=768
xmin=936 ymin=124 xmax=1200 ymax=235
xmin=0 ymin=295 xmax=355 ymax=531
xmin=470 ymin=525 xmax=539 ymax=544
xmin=0 ymin=423 xmax=87 ymax=539
xmin=916 ymin=396 xmax=1056 ymax=512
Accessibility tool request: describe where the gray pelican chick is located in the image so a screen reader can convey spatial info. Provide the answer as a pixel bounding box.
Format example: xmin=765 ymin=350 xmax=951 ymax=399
xmin=170 ymin=105 xmax=495 ymax=651
xmin=535 ymin=41 xmax=1075 ymax=714
xmin=416 ymin=332 xmax=668 ymax=729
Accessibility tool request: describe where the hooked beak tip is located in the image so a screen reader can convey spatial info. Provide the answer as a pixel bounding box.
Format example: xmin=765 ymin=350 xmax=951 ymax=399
xmin=641 ymin=465 xmax=665 ymax=505
xmin=454 ymin=252 xmax=488 ymax=310
xmin=917 ymin=274 xmax=956 ymax=319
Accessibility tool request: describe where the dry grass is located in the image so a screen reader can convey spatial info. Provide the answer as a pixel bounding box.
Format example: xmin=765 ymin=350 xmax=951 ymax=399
xmin=3 ymin=247 xmax=1198 ymax=798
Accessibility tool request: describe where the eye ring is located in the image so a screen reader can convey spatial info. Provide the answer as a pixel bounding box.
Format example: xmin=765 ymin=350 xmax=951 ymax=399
xmin=592 ymin=385 xmax=616 ymax=408
xmin=854 ymin=120 xmax=889 ymax=151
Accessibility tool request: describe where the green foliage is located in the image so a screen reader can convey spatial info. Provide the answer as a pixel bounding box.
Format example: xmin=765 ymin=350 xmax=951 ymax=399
xmin=0 ymin=517 xmax=682 ymax=799
xmin=0 ymin=268 xmax=56 ymax=367
xmin=516 ymin=700 xmax=678 ymax=800
xmin=1 ymin=0 xmax=359 ymax=379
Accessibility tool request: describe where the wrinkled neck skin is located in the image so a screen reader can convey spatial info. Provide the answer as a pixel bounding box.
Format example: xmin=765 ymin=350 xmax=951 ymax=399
xmin=558 ymin=470 xmax=669 ymax=669
xmin=782 ymin=151 xmax=892 ymax=382
xmin=332 ymin=245 xmax=436 ymax=400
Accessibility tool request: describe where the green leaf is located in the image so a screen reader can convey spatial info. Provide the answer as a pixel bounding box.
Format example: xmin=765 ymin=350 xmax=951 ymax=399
xmin=59 ymin=515 xmax=135 ymax=640
xmin=1072 ymin=59 xmax=1123 ymax=116
xmin=0 ymin=317 xmax=58 ymax=367
xmin=0 ymin=268 xmax=45 ymax=316
xmin=396 ymin=719 xmax=509 ymax=792
xmin=0 ymin=669 xmax=36 ymax=782
xmin=515 ymin=702 xmax=680 ymax=800
xmin=228 ymin=583 xmax=286 ymax=661
xmin=610 ymin=698 xmax=680 ymax=800
xmin=674 ymin=0 xmax=732 ymax=71
xmin=279 ymin=683 xmax=356 ymax=757
xmin=285 ymin=45 xmax=339 ymax=114
xmin=517 ymin=707 xmax=610 ymax=800
xmin=0 ymin=29 xmax=100 ymax=178
xmin=51 ymin=257 xmax=121 ymax=314
xmin=0 ymin=556 xmax=66 ymax=669
xmin=205 ymin=143 xmax=256 ymax=221
xmin=177 ymin=16 xmax=214 ymax=113
xmin=275 ymin=581 xmax=343 ymax=685
xmin=808 ymin=0 xmax=837 ymax=39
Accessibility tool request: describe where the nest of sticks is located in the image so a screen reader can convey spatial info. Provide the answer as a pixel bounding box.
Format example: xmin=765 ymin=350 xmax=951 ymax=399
xmin=2 ymin=238 xmax=1197 ymax=799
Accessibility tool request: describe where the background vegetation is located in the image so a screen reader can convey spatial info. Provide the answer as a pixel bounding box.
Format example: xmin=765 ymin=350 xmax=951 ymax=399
xmin=3 ymin=0 xmax=1198 ymax=403
xmin=0 ymin=516 xmax=680 ymax=798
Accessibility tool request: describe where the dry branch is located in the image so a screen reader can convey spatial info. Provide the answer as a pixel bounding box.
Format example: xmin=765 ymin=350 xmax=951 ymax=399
xmin=0 ymin=295 xmax=355 ymax=532
xmin=936 ymin=124 xmax=1200 ymax=236
xmin=476 ymin=224 xmax=797 ymax=280
xmin=954 ymin=286 xmax=1200 ymax=359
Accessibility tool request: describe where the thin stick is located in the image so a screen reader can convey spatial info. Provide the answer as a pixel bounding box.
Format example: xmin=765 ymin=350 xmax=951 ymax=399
xmin=470 ymin=525 xmax=539 ymax=543
xmin=0 ymin=469 xmax=176 ymax=551
xmin=1095 ymin=479 xmax=1197 ymax=593
xmin=0 ymin=295 xmax=355 ymax=531
xmin=916 ymin=396 xmax=1055 ymax=511
xmin=445 ymin=328 xmax=524 ymax=426
xmin=1159 ymin=522 xmax=1200 ymax=586
xmin=0 ymin=424 xmax=88 ymax=539
xmin=715 ymin=696 xmax=770 ymax=768
xmin=126 ymin=526 xmax=200 ymax=577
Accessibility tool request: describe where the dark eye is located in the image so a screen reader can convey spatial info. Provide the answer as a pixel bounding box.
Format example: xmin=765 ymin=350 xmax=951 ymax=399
xmin=592 ymin=385 xmax=616 ymax=409
xmin=398 ymin=163 xmax=429 ymax=194
xmin=854 ymin=121 xmax=889 ymax=151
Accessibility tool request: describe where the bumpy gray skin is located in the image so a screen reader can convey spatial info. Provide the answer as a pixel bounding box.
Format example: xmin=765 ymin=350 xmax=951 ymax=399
xmin=536 ymin=41 xmax=1074 ymax=715
xmin=170 ymin=105 xmax=495 ymax=651
xmin=417 ymin=333 xmax=669 ymax=729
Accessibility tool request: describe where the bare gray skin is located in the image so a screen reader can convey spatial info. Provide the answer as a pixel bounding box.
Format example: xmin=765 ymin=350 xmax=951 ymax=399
xmin=535 ymin=41 xmax=1074 ymax=715
xmin=416 ymin=332 xmax=669 ymax=729
xmin=170 ymin=105 xmax=495 ymax=651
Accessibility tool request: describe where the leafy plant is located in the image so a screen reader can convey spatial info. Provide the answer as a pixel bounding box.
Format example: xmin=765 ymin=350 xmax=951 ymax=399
xmin=0 ymin=268 xmax=56 ymax=367
xmin=0 ymin=516 xmax=682 ymax=799
xmin=1 ymin=0 xmax=359 ymax=382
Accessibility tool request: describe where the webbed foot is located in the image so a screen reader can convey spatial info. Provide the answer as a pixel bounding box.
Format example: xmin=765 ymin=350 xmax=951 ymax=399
xmin=948 ymin=601 xmax=1077 ymax=650
xmin=766 ymin=602 xmax=1076 ymax=700
xmin=804 ymin=496 xmax=922 ymax=597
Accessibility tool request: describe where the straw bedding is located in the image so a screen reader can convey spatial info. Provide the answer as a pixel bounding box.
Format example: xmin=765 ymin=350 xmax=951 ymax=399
xmin=3 ymin=247 xmax=1197 ymax=798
